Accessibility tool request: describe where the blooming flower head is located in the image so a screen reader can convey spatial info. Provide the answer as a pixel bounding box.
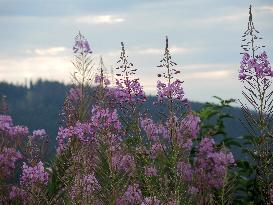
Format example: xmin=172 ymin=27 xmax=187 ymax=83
xmin=115 ymin=42 xmax=146 ymax=104
xmin=0 ymin=115 xmax=13 ymax=131
xmin=118 ymin=184 xmax=142 ymax=204
xmin=9 ymin=186 xmax=28 ymax=204
xmin=150 ymin=142 xmax=165 ymax=159
xmin=180 ymin=113 xmax=201 ymax=139
xmin=0 ymin=147 xmax=22 ymax=178
xmin=20 ymin=161 xmax=48 ymax=186
xmin=68 ymin=87 xmax=82 ymax=102
xmin=198 ymin=137 xmax=215 ymax=155
xmin=115 ymin=78 xmax=146 ymax=104
xmin=90 ymin=105 xmax=121 ymax=131
xmin=140 ymin=117 xmax=170 ymax=143
xmin=56 ymin=122 xmax=94 ymax=153
xmin=95 ymin=75 xmax=111 ymax=86
xmin=8 ymin=125 xmax=29 ymax=138
xmin=194 ymin=137 xmax=235 ymax=189
xmin=176 ymin=161 xmax=193 ymax=182
xmin=156 ymin=36 xmax=187 ymax=106
xmin=144 ymin=165 xmax=157 ymax=177
xmin=70 ymin=173 xmax=100 ymax=201
xmin=156 ymin=80 xmax=187 ymax=103
xmin=32 ymin=129 xmax=46 ymax=138
xmin=239 ymin=51 xmax=273 ymax=82
xmin=141 ymin=196 xmax=161 ymax=205
xmin=73 ymin=32 xmax=92 ymax=54
xmin=117 ymin=154 xmax=136 ymax=173
xmin=10 ymin=162 xmax=48 ymax=204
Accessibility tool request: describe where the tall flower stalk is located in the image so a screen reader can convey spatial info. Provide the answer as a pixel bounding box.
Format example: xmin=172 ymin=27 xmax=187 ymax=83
xmin=156 ymin=36 xmax=188 ymax=148
xmin=239 ymin=5 xmax=273 ymax=203
xmin=114 ymin=42 xmax=146 ymax=137
xmin=157 ymin=37 xmax=187 ymax=105
xmin=68 ymin=31 xmax=94 ymax=124
xmin=49 ymin=32 xmax=95 ymax=203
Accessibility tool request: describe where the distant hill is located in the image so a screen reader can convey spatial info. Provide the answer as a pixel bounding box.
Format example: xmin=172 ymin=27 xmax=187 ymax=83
xmin=0 ymin=80 xmax=67 ymax=139
xmin=0 ymin=80 xmax=247 ymax=157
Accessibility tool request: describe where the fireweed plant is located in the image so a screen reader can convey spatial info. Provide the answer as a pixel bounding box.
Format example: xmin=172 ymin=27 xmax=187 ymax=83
xmin=0 ymin=97 xmax=49 ymax=203
xmin=62 ymin=31 xmax=94 ymax=126
xmin=115 ymin=42 xmax=146 ymax=138
xmin=237 ymin=5 xmax=273 ymax=204
xmin=0 ymin=5 xmax=271 ymax=205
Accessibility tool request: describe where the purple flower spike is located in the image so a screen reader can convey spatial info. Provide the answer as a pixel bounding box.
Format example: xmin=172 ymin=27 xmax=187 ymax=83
xmin=118 ymin=184 xmax=142 ymax=204
xmin=32 ymin=129 xmax=46 ymax=138
xmin=20 ymin=161 xmax=48 ymax=186
xmin=239 ymin=51 xmax=272 ymax=82
xmin=73 ymin=32 xmax=92 ymax=54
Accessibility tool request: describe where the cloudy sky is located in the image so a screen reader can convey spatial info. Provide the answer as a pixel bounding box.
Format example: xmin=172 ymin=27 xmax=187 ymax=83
xmin=0 ymin=0 xmax=272 ymax=102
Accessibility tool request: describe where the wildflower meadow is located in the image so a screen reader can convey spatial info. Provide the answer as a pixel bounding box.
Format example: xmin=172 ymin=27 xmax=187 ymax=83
xmin=0 ymin=5 xmax=272 ymax=205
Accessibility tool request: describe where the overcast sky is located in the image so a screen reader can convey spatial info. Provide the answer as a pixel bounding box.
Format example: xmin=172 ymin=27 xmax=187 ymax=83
xmin=0 ymin=0 xmax=272 ymax=102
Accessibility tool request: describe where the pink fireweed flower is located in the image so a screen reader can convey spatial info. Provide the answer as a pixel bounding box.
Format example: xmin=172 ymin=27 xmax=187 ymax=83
xmin=119 ymin=184 xmax=142 ymax=204
xmin=73 ymin=122 xmax=93 ymax=142
xmin=20 ymin=161 xmax=48 ymax=186
xmin=57 ymin=106 xmax=122 ymax=153
xmin=162 ymin=115 xmax=194 ymax=149
xmin=95 ymin=75 xmax=111 ymax=86
xmin=56 ymin=127 xmax=74 ymax=153
xmin=208 ymin=152 xmax=235 ymax=165
xmin=150 ymin=142 xmax=165 ymax=159
xmin=11 ymin=162 xmax=49 ymax=204
xmin=194 ymin=137 xmax=235 ymax=189
xmin=107 ymin=133 xmax=122 ymax=152
xmin=115 ymin=42 xmax=146 ymax=105
xmin=70 ymin=173 xmax=101 ymax=201
xmin=73 ymin=32 xmax=92 ymax=54
xmin=0 ymin=147 xmax=22 ymax=178
xmin=112 ymin=154 xmax=136 ymax=173
xmin=8 ymin=125 xmax=29 ymax=138
xmin=9 ymin=186 xmax=28 ymax=204
xmin=156 ymin=80 xmax=187 ymax=103
xmin=82 ymin=174 xmax=101 ymax=192
xmin=0 ymin=115 xmax=13 ymax=131
xmin=56 ymin=122 xmax=94 ymax=153
xmin=115 ymin=78 xmax=146 ymax=104
xmin=156 ymin=37 xmax=187 ymax=106
xmin=140 ymin=117 xmax=169 ymax=141
xmin=198 ymin=137 xmax=215 ymax=155
xmin=176 ymin=161 xmax=193 ymax=182
xmin=119 ymin=154 xmax=136 ymax=173
xmin=91 ymin=105 xmax=122 ymax=131
xmin=181 ymin=138 xmax=193 ymax=150
xmin=68 ymin=87 xmax=82 ymax=102
xmin=170 ymin=113 xmax=200 ymax=149
xmin=141 ymin=196 xmax=161 ymax=205
xmin=32 ymin=129 xmax=46 ymax=138
xmin=140 ymin=118 xmax=160 ymax=141
xmin=180 ymin=114 xmax=201 ymax=139
xmin=239 ymin=51 xmax=273 ymax=81
xmin=144 ymin=165 xmax=157 ymax=177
